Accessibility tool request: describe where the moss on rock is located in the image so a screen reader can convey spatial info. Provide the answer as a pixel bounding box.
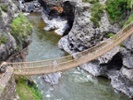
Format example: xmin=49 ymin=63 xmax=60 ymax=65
xmin=0 ymin=4 xmax=8 ymax=12
xmin=90 ymin=3 xmax=104 ymax=27
xmin=10 ymin=13 xmax=32 ymax=48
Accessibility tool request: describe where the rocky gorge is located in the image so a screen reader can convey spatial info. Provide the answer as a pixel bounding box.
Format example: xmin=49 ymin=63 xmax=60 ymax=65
xmin=33 ymin=0 xmax=133 ymax=98
xmin=1 ymin=0 xmax=133 ymax=99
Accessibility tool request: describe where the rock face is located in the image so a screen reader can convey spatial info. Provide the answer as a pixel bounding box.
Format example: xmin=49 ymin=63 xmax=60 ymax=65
xmin=0 ymin=0 xmax=18 ymax=61
xmin=120 ymin=34 xmax=133 ymax=82
xmin=19 ymin=0 xmax=41 ymax=12
xmin=81 ymin=46 xmax=120 ymax=76
xmin=58 ymin=3 xmax=120 ymax=54
xmin=39 ymin=0 xmax=76 ymax=36
xmin=0 ymin=33 xmax=17 ymax=61
xmin=0 ymin=0 xmax=32 ymax=62
xmin=108 ymin=71 xmax=133 ymax=98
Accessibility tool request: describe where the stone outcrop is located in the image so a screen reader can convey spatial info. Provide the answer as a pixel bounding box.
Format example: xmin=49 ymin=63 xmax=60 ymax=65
xmin=58 ymin=3 xmax=120 ymax=54
xmin=122 ymin=34 xmax=133 ymax=69
xmin=0 ymin=0 xmax=32 ymax=62
xmin=108 ymin=71 xmax=133 ymax=98
xmin=81 ymin=46 xmax=120 ymax=76
xmin=57 ymin=0 xmax=133 ymax=98
xmin=38 ymin=0 xmax=77 ymax=35
xmin=19 ymin=0 xmax=41 ymax=12
xmin=0 ymin=0 xmax=18 ymax=61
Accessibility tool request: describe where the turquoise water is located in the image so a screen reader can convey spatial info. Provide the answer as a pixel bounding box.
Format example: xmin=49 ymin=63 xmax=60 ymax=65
xmin=26 ymin=13 xmax=131 ymax=100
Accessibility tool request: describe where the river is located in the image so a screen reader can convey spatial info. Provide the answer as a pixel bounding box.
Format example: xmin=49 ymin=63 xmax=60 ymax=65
xmin=26 ymin=13 xmax=131 ymax=100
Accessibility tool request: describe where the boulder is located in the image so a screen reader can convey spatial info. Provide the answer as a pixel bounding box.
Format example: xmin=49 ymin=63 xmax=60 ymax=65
xmin=42 ymin=72 xmax=61 ymax=85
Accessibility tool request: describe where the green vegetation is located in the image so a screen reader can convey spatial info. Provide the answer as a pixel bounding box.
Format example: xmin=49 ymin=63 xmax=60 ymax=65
xmin=124 ymin=13 xmax=133 ymax=27
xmin=0 ymin=35 xmax=7 ymax=45
xmin=0 ymin=4 xmax=8 ymax=12
xmin=90 ymin=3 xmax=104 ymax=27
xmin=107 ymin=33 xmax=114 ymax=38
xmin=127 ymin=0 xmax=133 ymax=8
xmin=106 ymin=0 xmax=131 ymax=23
xmin=120 ymin=43 xmax=124 ymax=47
xmin=15 ymin=77 xmax=42 ymax=100
xmin=83 ymin=0 xmax=99 ymax=4
xmin=10 ymin=13 xmax=32 ymax=46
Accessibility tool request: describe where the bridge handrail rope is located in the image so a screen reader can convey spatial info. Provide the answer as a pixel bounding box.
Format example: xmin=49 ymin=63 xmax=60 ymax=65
xmin=6 ymin=21 xmax=133 ymax=75
xmin=7 ymin=55 xmax=73 ymax=68
xmin=13 ymin=59 xmax=74 ymax=70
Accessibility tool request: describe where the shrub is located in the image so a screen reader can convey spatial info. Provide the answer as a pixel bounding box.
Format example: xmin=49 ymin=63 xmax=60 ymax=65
xmin=124 ymin=13 xmax=133 ymax=27
xmin=120 ymin=43 xmax=124 ymax=47
xmin=10 ymin=13 xmax=32 ymax=45
xmin=107 ymin=33 xmax=114 ymax=38
xmin=90 ymin=3 xmax=104 ymax=27
xmin=106 ymin=0 xmax=131 ymax=22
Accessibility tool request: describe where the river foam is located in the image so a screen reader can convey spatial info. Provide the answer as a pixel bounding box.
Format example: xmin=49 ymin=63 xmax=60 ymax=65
xmin=42 ymin=12 xmax=69 ymax=36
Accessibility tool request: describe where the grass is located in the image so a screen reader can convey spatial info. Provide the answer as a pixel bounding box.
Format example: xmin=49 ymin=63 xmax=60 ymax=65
xmin=10 ymin=13 xmax=32 ymax=46
xmin=15 ymin=77 xmax=42 ymax=100
xmin=90 ymin=3 xmax=104 ymax=27
xmin=107 ymin=33 xmax=114 ymax=38
xmin=124 ymin=13 xmax=133 ymax=27
xmin=120 ymin=43 xmax=124 ymax=47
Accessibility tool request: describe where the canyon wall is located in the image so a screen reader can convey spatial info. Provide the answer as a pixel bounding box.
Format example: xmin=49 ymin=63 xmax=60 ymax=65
xmin=57 ymin=0 xmax=133 ymax=98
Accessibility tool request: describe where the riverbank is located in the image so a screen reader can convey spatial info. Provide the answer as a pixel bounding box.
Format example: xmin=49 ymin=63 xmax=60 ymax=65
xmin=15 ymin=76 xmax=42 ymax=100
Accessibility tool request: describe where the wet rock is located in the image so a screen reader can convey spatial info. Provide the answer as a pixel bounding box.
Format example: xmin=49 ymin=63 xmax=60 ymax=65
xmin=80 ymin=60 xmax=101 ymax=76
xmin=42 ymin=12 xmax=68 ymax=35
xmin=42 ymin=72 xmax=61 ymax=85
xmin=39 ymin=0 xmax=76 ymax=35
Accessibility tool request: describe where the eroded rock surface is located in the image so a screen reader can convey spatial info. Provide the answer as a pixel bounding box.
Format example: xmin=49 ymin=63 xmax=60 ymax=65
xmin=0 ymin=0 xmax=18 ymax=61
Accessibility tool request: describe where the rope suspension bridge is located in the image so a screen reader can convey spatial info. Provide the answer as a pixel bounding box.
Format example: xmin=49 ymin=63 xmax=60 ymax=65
xmin=1 ymin=22 xmax=133 ymax=76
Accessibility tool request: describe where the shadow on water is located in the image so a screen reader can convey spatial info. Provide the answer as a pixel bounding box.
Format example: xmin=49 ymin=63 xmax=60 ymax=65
xmin=26 ymin=13 xmax=131 ymax=100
